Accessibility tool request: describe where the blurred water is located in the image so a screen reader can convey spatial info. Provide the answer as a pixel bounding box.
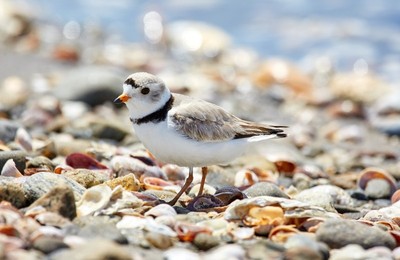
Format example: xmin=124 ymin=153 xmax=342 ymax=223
xmin=28 ymin=0 xmax=400 ymax=81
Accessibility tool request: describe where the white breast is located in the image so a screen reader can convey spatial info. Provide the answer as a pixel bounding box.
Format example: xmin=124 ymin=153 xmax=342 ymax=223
xmin=132 ymin=120 xmax=248 ymax=167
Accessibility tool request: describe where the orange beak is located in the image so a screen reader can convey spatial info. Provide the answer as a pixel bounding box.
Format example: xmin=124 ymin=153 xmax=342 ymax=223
xmin=114 ymin=93 xmax=131 ymax=104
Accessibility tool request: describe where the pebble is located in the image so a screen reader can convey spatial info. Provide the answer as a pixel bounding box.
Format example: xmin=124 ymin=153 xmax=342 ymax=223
xmin=0 ymin=150 xmax=27 ymax=173
xmin=48 ymin=239 xmax=131 ymax=260
xmin=316 ymin=218 xmax=396 ymax=249
xmin=193 ymin=233 xmax=220 ymax=251
xmin=0 ymin=120 xmax=22 ymax=143
xmin=32 ymin=236 xmax=69 ymax=254
xmin=62 ymin=169 xmax=109 ymax=188
xmin=145 ymin=231 xmax=174 ymax=249
xmin=22 ymin=172 xmax=86 ymax=204
xmin=243 ymin=181 xmax=289 ymax=198
xmin=0 ymin=181 xmax=27 ymax=208
xmin=26 ymin=185 xmax=77 ymax=220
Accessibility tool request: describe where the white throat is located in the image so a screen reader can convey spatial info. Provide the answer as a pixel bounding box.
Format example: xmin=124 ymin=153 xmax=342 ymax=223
xmin=125 ymin=88 xmax=171 ymax=120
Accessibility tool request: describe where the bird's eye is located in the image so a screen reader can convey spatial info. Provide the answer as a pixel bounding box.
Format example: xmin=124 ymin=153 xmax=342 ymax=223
xmin=141 ymin=87 xmax=150 ymax=95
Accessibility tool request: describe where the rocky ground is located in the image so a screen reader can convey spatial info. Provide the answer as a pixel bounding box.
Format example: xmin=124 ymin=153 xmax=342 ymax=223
xmin=1 ymin=1 xmax=400 ymax=260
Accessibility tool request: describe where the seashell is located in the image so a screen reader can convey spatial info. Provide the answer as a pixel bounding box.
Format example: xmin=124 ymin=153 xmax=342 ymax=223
xmin=0 ymin=225 xmax=17 ymax=236
xmin=186 ymin=194 xmax=224 ymax=212
xmin=145 ymin=231 xmax=175 ymax=249
xmin=142 ymin=176 xmax=180 ymax=193
xmin=357 ymin=168 xmax=397 ymax=195
xmin=214 ymin=186 xmax=246 ymax=205
xmin=117 ymin=215 xmax=177 ymax=237
xmin=111 ymin=155 xmax=166 ymax=179
xmin=34 ymin=212 xmax=71 ymax=228
xmin=298 ymin=217 xmax=325 ymax=232
xmin=230 ymin=227 xmax=255 ymax=240
xmin=1 ymin=159 xmax=23 ymax=177
xmin=204 ymin=244 xmax=246 ymax=260
xmin=164 ymin=248 xmax=201 ymax=260
xmin=100 ymin=190 xmax=145 ymax=216
xmin=389 ymin=230 xmax=400 ymax=247
xmin=234 ymin=169 xmax=259 ymax=187
xmin=54 ymin=164 xmax=74 ymax=174
xmin=154 ymin=215 xmax=177 ymax=229
xmin=268 ymin=225 xmax=299 ymax=243
xmin=0 ymin=233 xmax=26 ymax=251
xmin=392 ymin=190 xmax=400 ymax=204
xmin=162 ymin=164 xmax=187 ymax=181
xmin=174 ymin=222 xmax=212 ymax=242
xmin=105 ymin=173 xmax=140 ymax=192
xmin=30 ymin=225 xmax=65 ymax=242
xmin=189 ymin=183 xmax=216 ymax=196
xmin=243 ymin=206 xmax=284 ymax=227
xmin=197 ymin=218 xmax=230 ymax=237
xmin=225 ymin=196 xmax=331 ymax=222
xmin=274 ymin=160 xmax=297 ymax=176
xmin=76 ymin=184 xmax=112 ymax=216
xmin=15 ymin=127 xmax=32 ymax=152
xmin=145 ymin=204 xmax=176 ymax=218
xmin=66 ymin=152 xmax=108 ymax=170
xmin=327 ymin=100 xmax=365 ymax=118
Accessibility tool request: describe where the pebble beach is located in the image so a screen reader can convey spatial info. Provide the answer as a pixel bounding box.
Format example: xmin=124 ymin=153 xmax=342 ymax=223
xmin=1 ymin=1 xmax=400 ymax=259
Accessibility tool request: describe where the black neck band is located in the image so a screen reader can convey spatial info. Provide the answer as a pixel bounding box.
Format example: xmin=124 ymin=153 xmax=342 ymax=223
xmin=130 ymin=95 xmax=174 ymax=125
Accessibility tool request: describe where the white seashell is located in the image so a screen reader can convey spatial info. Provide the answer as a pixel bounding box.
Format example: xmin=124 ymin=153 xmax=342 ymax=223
xmin=117 ymin=215 xmax=177 ymax=237
xmin=101 ymin=189 xmax=144 ymax=215
xmin=15 ymin=127 xmax=32 ymax=152
xmin=234 ymin=169 xmax=259 ymax=187
xmin=111 ymin=155 xmax=166 ymax=179
xmin=154 ymin=215 xmax=177 ymax=229
xmin=230 ymin=227 xmax=255 ymax=240
xmin=204 ymin=244 xmax=246 ymax=260
xmin=224 ymin=196 xmax=331 ymax=221
xmin=76 ymin=184 xmax=112 ymax=216
xmin=30 ymin=225 xmax=65 ymax=241
xmin=1 ymin=159 xmax=23 ymax=177
xmin=189 ymin=184 xmax=216 ymax=196
xmin=164 ymin=248 xmax=201 ymax=260
xmin=145 ymin=204 xmax=176 ymax=218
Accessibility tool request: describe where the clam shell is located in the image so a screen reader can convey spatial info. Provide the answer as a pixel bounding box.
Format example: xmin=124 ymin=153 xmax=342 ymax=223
xmin=357 ymin=167 xmax=397 ymax=195
xmin=145 ymin=204 xmax=177 ymax=218
xmin=76 ymin=184 xmax=112 ymax=216
xmin=1 ymin=159 xmax=23 ymax=177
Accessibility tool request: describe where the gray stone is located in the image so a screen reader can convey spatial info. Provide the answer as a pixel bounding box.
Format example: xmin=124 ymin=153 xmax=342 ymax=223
xmin=0 ymin=119 xmax=21 ymax=143
xmin=0 ymin=180 xmax=27 ymax=208
xmin=49 ymin=239 xmax=131 ymax=260
xmin=316 ymin=218 xmax=396 ymax=249
xmin=27 ymin=185 xmax=77 ymax=220
xmin=0 ymin=150 xmax=26 ymax=173
xmin=22 ymin=172 xmax=85 ymax=204
xmin=243 ymin=182 xmax=289 ymax=198
xmin=62 ymin=169 xmax=108 ymax=188
xmin=32 ymin=236 xmax=69 ymax=254
xmin=193 ymin=233 xmax=220 ymax=251
xmin=52 ymin=66 xmax=125 ymax=107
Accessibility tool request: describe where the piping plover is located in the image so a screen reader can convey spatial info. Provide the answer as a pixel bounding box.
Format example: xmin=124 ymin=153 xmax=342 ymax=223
xmin=114 ymin=72 xmax=287 ymax=205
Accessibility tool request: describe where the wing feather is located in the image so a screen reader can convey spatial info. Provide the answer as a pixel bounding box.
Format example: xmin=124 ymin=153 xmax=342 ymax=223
xmin=169 ymin=95 xmax=287 ymax=142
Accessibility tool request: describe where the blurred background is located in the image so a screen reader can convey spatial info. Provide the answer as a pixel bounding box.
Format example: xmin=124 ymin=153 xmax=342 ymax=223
xmin=1 ymin=0 xmax=399 ymax=136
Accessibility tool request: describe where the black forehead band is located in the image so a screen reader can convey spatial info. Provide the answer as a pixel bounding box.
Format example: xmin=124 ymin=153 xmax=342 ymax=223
xmin=124 ymin=78 xmax=139 ymax=88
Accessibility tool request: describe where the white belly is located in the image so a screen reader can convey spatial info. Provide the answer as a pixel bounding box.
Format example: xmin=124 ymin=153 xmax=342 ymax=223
xmin=132 ymin=121 xmax=248 ymax=167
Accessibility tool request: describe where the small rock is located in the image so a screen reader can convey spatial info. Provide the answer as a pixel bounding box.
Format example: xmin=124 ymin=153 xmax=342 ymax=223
xmin=0 ymin=150 xmax=26 ymax=173
xmin=27 ymin=185 xmax=77 ymax=220
xmin=0 ymin=119 xmax=21 ymax=143
xmin=316 ymin=218 xmax=396 ymax=249
xmin=243 ymin=182 xmax=289 ymax=198
xmin=22 ymin=172 xmax=85 ymax=204
xmin=193 ymin=233 xmax=220 ymax=251
xmin=205 ymin=166 xmax=235 ymax=189
xmin=105 ymin=173 xmax=140 ymax=192
xmin=71 ymin=215 xmax=127 ymax=244
xmin=89 ymin=121 xmax=129 ymax=142
xmin=0 ymin=181 xmax=27 ymax=208
xmin=52 ymin=66 xmax=125 ymax=107
xmin=364 ymin=179 xmax=392 ymax=199
xmin=32 ymin=236 xmax=69 ymax=254
xmin=145 ymin=232 xmax=174 ymax=249
xmin=26 ymin=156 xmax=55 ymax=171
xmin=62 ymin=169 xmax=109 ymax=188
xmin=49 ymin=239 xmax=131 ymax=260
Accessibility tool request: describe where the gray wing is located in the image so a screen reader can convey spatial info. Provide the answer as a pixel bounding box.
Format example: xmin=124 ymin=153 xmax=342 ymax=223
xmin=169 ymin=97 xmax=287 ymax=142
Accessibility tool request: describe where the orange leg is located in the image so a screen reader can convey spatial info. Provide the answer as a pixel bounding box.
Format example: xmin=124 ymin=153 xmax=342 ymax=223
xmin=197 ymin=167 xmax=208 ymax=196
xmin=168 ymin=167 xmax=194 ymax=206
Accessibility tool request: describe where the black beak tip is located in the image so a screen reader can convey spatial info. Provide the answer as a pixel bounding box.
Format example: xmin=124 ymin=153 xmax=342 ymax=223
xmin=113 ymin=97 xmax=122 ymax=104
